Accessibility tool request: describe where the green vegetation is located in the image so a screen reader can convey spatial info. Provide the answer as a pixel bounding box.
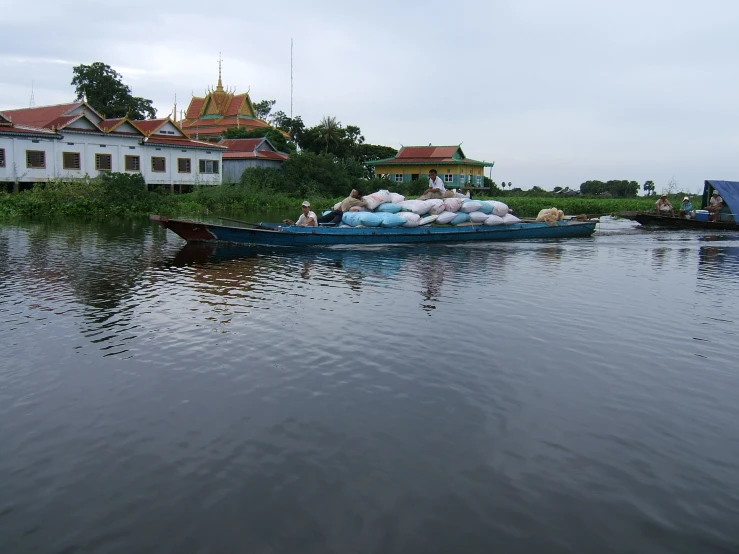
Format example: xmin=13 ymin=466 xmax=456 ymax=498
xmin=478 ymin=196 xmax=660 ymax=218
xmin=1 ymin=170 xmax=679 ymax=220
xmin=71 ymin=62 xmax=156 ymax=119
xmin=579 ymin=180 xmax=640 ymax=197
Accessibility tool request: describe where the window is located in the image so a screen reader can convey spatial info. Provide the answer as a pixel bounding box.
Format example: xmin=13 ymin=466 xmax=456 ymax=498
xmin=199 ymin=159 xmax=219 ymax=174
xmin=460 ymin=174 xmax=464 ymax=184
xmin=125 ymin=155 xmax=140 ymax=172
xmin=0 ymin=148 xmax=5 ymax=168
xmin=95 ymin=153 xmax=112 ymax=171
xmin=178 ymin=158 xmax=191 ymax=173
xmin=63 ymin=152 xmax=81 ymax=170
xmin=477 ymin=175 xmax=482 ymax=185
xmin=151 ymin=157 xmax=166 ymax=172
xmin=444 ymin=174 xmax=453 ymax=183
xmin=26 ymin=150 xmax=45 ymax=168
xmin=394 ymin=174 xmax=404 ymax=183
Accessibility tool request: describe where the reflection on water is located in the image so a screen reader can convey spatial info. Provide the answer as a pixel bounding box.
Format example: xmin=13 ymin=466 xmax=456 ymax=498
xmin=2 ymin=219 xmax=739 ymax=554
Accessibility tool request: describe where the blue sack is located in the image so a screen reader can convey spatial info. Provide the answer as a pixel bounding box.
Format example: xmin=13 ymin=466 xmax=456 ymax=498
xmin=358 ymin=212 xmax=384 ymax=227
xmin=380 ymin=214 xmax=406 ymax=227
xmin=375 ymin=203 xmax=402 ymax=213
xmin=451 ymin=213 xmax=471 ymax=225
xmin=341 ymin=212 xmax=363 ymax=227
xmin=477 ymin=202 xmax=493 ymax=214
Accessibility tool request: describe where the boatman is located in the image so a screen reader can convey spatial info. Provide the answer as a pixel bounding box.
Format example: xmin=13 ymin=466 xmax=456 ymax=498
xmin=655 ymin=194 xmax=674 ymax=217
xmin=283 ymin=201 xmax=317 ymax=227
xmin=708 ymin=190 xmax=724 ymax=222
xmin=419 ymin=169 xmax=451 ymax=200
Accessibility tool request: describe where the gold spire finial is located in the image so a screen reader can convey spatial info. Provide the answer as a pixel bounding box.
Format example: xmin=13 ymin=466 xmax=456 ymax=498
xmin=216 ymin=53 xmax=224 ymax=92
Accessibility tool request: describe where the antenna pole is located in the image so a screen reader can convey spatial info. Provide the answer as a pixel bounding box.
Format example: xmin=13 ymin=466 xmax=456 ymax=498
xmin=290 ymin=38 xmax=294 ymax=120
xmin=29 ymin=80 xmax=35 ymax=108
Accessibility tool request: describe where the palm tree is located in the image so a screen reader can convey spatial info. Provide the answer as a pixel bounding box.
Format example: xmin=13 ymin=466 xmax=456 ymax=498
xmin=318 ymin=116 xmax=341 ymax=153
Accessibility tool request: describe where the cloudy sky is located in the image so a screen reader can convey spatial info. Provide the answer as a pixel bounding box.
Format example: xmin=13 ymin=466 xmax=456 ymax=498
xmin=1 ymin=0 xmax=738 ymax=191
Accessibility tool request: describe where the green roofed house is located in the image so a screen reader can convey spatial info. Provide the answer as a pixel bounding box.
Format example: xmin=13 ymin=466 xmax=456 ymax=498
xmin=365 ymin=145 xmax=494 ymax=187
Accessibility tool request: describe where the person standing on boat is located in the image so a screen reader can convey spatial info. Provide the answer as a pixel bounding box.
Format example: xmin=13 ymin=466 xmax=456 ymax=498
xmin=283 ymin=201 xmax=317 ymax=227
xmin=655 ymin=194 xmax=674 ymax=217
xmin=708 ymin=190 xmax=724 ymax=222
xmin=317 ymin=189 xmax=365 ymax=225
xmin=419 ymin=169 xmax=450 ymax=200
xmin=679 ymin=196 xmax=694 ymax=219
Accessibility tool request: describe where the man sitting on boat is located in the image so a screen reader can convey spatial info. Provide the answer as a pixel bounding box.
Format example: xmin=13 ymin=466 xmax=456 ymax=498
xmin=419 ymin=169 xmax=453 ymax=200
xmin=317 ymin=189 xmax=365 ymax=225
xmin=708 ymin=190 xmax=724 ymax=222
xmin=283 ymin=201 xmax=317 ymax=227
xmin=655 ymin=194 xmax=675 ymax=217
xmin=679 ymin=196 xmax=694 ymax=219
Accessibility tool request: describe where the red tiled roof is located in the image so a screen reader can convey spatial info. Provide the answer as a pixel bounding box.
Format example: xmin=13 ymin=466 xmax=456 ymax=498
xmin=218 ymin=138 xmax=265 ymax=151
xmin=132 ymin=118 xmax=168 ymax=135
xmin=46 ymin=114 xmax=86 ymax=130
xmin=397 ymin=146 xmax=459 ymax=159
xmin=224 ymin=94 xmax=247 ymax=117
xmin=373 ymin=157 xmax=488 ymax=165
xmin=185 ymin=97 xmax=205 ymax=119
xmin=0 ymin=125 xmax=60 ymax=136
xmin=0 ymin=113 xmax=11 ymax=125
xmin=2 ymin=102 xmax=81 ymax=128
xmin=98 ymin=118 xmax=125 ymax=131
xmin=222 ymin=150 xmax=288 ymax=160
xmin=145 ymin=136 xmax=227 ymax=150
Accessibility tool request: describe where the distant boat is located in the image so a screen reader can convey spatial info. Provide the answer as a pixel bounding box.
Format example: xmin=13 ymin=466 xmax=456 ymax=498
xmin=150 ymin=215 xmax=597 ymax=246
xmin=620 ymin=180 xmax=739 ymax=231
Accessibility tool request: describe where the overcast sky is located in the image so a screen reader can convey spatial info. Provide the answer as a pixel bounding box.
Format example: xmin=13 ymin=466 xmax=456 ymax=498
xmin=1 ymin=0 xmax=738 ymax=191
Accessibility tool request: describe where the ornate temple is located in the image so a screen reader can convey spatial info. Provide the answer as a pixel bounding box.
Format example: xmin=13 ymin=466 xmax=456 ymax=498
xmin=180 ymin=61 xmax=270 ymax=143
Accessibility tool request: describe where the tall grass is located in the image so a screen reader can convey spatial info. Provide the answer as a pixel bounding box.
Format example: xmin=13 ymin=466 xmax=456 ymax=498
xmin=0 ymin=173 xmax=676 ymax=220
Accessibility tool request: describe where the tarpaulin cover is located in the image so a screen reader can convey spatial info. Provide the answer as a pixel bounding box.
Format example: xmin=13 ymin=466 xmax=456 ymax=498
xmin=704 ymin=180 xmax=739 ymax=214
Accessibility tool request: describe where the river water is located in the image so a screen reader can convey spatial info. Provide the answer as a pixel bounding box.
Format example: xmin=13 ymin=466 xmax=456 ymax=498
xmin=1 ymin=217 xmax=738 ymax=554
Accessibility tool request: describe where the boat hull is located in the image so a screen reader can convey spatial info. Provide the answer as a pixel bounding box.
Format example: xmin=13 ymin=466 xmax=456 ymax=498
xmin=620 ymin=212 xmax=739 ymax=231
xmin=150 ymin=216 xmax=597 ymax=246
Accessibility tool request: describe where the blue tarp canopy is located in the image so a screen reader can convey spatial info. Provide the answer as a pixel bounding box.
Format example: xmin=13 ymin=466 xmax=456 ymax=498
xmin=703 ymin=180 xmax=739 ymax=214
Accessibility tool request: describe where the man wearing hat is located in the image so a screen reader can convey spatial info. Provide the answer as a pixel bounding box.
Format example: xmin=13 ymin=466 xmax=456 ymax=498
xmin=708 ymin=190 xmax=724 ymax=222
xmin=655 ymin=194 xmax=674 ymax=217
xmin=283 ymin=201 xmax=317 ymax=227
xmin=679 ymin=196 xmax=694 ymax=219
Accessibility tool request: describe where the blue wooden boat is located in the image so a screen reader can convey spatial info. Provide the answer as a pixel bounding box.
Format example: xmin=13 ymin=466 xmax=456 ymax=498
xmin=150 ymin=215 xmax=596 ymax=246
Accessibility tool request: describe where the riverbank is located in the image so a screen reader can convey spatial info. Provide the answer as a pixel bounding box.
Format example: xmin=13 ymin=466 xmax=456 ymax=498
xmin=0 ymin=178 xmax=674 ymax=220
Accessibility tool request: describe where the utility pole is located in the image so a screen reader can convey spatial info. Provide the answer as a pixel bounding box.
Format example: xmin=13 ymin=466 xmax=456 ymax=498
xmin=290 ymin=38 xmax=294 ymax=120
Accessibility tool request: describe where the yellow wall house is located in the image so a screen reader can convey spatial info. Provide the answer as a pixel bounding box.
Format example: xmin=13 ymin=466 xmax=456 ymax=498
xmin=366 ymin=145 xmax=494 ymax=187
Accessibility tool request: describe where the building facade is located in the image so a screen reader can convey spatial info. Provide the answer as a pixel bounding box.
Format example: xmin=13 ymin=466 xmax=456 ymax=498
xmin=0 ymin=102 xmax=225 ymax=191
xmin=219 ymin=138 xmax=289 ymax=183
xmin=366 ymin=145 xmax=494 ymax=187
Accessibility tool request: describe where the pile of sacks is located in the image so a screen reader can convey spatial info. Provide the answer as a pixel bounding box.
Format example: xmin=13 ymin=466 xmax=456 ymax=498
xmin=331 ymin=189 xmax=522 ymax=228
xmin=536 ymin=208 xmax=565 ymax=225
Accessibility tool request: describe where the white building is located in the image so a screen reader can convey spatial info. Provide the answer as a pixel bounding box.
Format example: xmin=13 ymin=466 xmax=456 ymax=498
xmin=0 ymin=102 xmax=226 ymax=191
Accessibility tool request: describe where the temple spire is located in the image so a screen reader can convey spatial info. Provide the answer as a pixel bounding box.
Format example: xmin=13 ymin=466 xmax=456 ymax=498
xmin=216 ymin=53 xmax=224 ymax=92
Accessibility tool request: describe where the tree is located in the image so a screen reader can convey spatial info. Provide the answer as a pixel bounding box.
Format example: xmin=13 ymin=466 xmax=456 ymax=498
xmin=253 ymin=100 xmax=276 ymax=120
xmin=643 ymin=180 xmax=655 ymax=196
xmin=580 ymin=179 xmax=639 ymax=197
xmin=553 ymin=186 xmax=563 ymax=193
xmin=357 ymin=144 xmax=397 ymax=178
xmin=71 ymin=62 xmax=156 ymax=119
xmin=317 ymin=116 xmax=342 ymax=153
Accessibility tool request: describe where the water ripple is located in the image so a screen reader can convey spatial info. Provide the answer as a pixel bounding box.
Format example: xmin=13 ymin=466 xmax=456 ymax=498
xmin=1 ymin=220 xmax=739 ymax=553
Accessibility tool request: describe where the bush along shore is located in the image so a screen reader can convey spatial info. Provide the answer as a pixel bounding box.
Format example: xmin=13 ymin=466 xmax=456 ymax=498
xmin=1 ymin=170 xmax=676 ymax=220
